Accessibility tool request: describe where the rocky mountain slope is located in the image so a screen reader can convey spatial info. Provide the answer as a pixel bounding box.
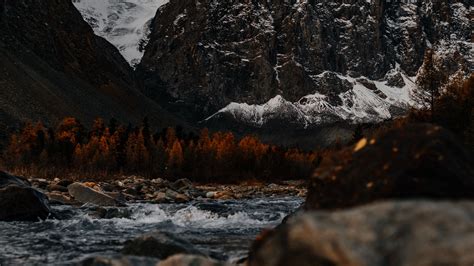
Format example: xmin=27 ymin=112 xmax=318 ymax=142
xmin=135 ymin=0 xmax=472 ymax=128
xmin=0 ymin=0 xmax=181 ymax=134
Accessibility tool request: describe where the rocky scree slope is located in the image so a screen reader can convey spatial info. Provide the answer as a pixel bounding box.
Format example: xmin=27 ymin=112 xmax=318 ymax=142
xmin=136 ymin=0 xmax=472 ymax=128
xmin=0 ymin=0 xmax=181 ymax=134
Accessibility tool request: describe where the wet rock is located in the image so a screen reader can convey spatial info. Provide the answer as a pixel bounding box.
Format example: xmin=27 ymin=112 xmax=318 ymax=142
xmin=306 ymin=124 xmax=474 ymax=210
xmin=249 ymin=200 xmax=474 ymax=266
xmin=56 ymin=179 xmax=74 ymax=188
xmin=158 ymin=254 xmax=231 ymax=266
xmin=80 ymin=255 xmax=159 ymax=266
xmin=153 ymin=192 xmax=169 ymax=204
xmin=206 ymin=192 xmax=216 ymax=199
xmin=68 ymin=182 xmax=120 ymax=207
xmin=46 ymin=192 xmax=77 ymax=205
xmin=89 ymin=207 xmax=132 ymax=219
xmin=0 ymin=171 xmax=51 ymax=221
xmin=195 ymin=203 xmax=231 ymax=215
xmin=165 ymin=189 xmax=190 ymax=203
xmin=171 ymin=178 xmax=193 ymax=192
xmin=47 ymin=184 xmax=69 ymax=193
xmin=122 ymin=231 xmax=205 ymax=260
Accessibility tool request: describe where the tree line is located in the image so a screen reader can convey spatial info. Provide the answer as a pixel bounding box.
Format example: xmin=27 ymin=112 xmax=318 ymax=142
xmin=1 ymin=117 xmax=320 ymax=182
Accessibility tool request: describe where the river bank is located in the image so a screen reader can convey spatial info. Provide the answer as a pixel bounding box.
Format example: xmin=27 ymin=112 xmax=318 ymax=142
xmin=27 ymin=176 xmax=306 ymax=206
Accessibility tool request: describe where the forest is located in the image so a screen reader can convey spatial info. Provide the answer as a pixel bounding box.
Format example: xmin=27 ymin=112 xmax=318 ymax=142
xmin=0 ymin=117 xmax=320 ymax=183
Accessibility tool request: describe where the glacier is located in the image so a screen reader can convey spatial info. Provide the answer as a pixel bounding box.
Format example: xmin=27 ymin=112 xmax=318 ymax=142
xmin=73 ymin=0 xmax=168 ymax=66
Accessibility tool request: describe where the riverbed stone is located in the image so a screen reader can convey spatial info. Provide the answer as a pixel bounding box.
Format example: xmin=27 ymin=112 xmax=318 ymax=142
xmin=249 ymin=200 xmax=474 ymax=266
xmin=0 ymin=171 xmax=51 ymax=221
xmin=47 ymin=184 xmax=68 ymax=193
xmin=68 ymin=182 xmax=119 ymax=206
xmin=122 ymin=231 xmax=205 ymax=260
xmin=46 ymin=192 xmax=77 ymax=205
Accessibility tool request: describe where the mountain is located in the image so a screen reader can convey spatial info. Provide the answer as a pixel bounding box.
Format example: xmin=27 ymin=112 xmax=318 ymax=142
xmin=135 ymin=0 xmax=472 ymax=128
xmin=72 ymin=0 xmax=168 ymax=67
xmin=0 ymin=0 xmax=182 ymax=135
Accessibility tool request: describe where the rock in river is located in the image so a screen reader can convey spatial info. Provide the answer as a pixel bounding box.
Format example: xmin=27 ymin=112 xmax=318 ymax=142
xmin=249 ymin=200 xmax=474 ymax=266
xmin=122 ymin=231 xmax=205 ymax=260
xmin=0 ymin=171 xmax=51 ymax=221
xmin=68 ymin=182 xmax=121 ymax=206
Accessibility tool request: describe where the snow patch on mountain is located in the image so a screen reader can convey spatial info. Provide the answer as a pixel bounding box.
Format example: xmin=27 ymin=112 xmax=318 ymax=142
xmin=206 ymin=72 xmax=418 ymax=128
xmin=73 ymin=0 xmax=168 ymax=66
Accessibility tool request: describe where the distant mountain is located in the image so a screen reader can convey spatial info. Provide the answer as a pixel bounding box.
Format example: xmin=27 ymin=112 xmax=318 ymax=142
xmin=134 ymin=0 xmax=471 ymax=128
xmin=0 ymin=0 xmax=182 ymax=134
xmin=73 ymin=0 xmax=168 ymax=66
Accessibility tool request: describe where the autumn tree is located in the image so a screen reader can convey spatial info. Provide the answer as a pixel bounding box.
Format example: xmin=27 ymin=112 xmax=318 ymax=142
xmin=416 ymin=49 xmax=446 ymax=120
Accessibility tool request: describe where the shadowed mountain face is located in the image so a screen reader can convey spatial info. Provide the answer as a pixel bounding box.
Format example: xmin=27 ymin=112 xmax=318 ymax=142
xmin=0 ymin=0 xmax=182 ymax=134
xmin=137 ymin=0 xmax=471 ymax=126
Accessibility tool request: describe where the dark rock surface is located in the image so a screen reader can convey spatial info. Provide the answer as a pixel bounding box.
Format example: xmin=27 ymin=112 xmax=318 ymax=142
xmin=122 ymin=231 xmax=205 ymax=260
xmin=138 ymin=0 xmax=472 ymax=121
xmin=0 ymin=171 xmax=51 ymax=221
xmin=305 ymin=123 xmax=474 ymax=210
xmin=249 ymin=200 xmax=474 ymax=266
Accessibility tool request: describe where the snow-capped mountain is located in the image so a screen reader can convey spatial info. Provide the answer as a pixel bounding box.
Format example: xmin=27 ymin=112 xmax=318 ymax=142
xmin=71 ymin=0 xmax=472 ymax=129
xmin=136 ymin=0 xmax=472 ymax=127
xmin=206 ymin=72 xmax=417 ymax=128
xmin=73 ymin=0 xmax=168 ymax=66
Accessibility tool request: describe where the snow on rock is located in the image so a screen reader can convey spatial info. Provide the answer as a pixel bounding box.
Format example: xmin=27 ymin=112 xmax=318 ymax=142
xmin=206 ymin=71 xmax=418 ymax=128
xmin=72 ymin=0 xmax=168 ymax=66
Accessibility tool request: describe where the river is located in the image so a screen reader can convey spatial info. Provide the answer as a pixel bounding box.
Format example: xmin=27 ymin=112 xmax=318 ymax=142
xmin=0 ymin=196 xmax=302 ymax=265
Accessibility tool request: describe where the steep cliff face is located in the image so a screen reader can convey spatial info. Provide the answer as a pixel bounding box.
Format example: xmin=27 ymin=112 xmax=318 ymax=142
xmin=0 ymin=0 xmax=181 ymax=132
xmin=137 ymin=0 xmax=472 ymax=126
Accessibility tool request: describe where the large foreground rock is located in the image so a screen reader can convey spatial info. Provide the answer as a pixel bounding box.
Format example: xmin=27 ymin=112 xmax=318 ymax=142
xmin=249 ymin=200 xmax=474 ymax=266
xmin=122 ymin=231 xmax=205 ymax=260
xmin=68 ymin=182 xmax=120 ymax=207
xmin=306 ymin=123 xmax=474 ymax=210
xmin=0 ymin=171 xmax=51 ymax=221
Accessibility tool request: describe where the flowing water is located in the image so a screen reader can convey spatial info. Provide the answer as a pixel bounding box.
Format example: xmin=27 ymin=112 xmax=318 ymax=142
xmin=0 ymin=196 xmax=302 ymax=265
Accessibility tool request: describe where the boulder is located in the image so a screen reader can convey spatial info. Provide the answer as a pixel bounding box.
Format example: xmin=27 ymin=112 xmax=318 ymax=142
xmin=158 ymin=254 xmax=232 ymax=266
xmin=122 ymin=231 xmax=205 ymax=260
xmin=171 ymin=178 xmax=193 ymax=192
xmin=47 ymin=184 xmax=69 ymax=193
xmin=249 ymin=200 xmax=474 ymax=266
xmin=306 ymin=123 xmax=474 ymax=210
xmin=46 ymin=192 xmax=77 ymax=205
xmin=68 ymin=182 xmax=120 ymax=206
xmin=0 ymin=171 xmax=51 ymax=221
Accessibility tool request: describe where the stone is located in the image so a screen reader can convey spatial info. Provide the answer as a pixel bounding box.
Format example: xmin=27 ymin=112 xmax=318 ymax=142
xmin=46 ymin=192 xmax=77 ymax=205
xmin=89 ymin=207 xmax=132 ymax=219
xmin=56 ymin=179 xmax=74 ymax=188
xmin=0 ymin=171 xmax=51 ymax=221
xmin=206 ymin=192 xmax=216 ymax=199
xmin=68 ymin=182 xmax=119 ymax=206
xmin=171 ymin=178 xmax=193 ymax=192
xmin=306 ymin=123 xmax=474 ymax=210
xmin=158 ymin=254 xmax=232 ymax=266
xmin=249 ymin=200 xmax=474 ymax=266
xmin=122 ymin=231 xmax=205 ymax=259
xmin=47 ymin=184 xmax=69 ymax=193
